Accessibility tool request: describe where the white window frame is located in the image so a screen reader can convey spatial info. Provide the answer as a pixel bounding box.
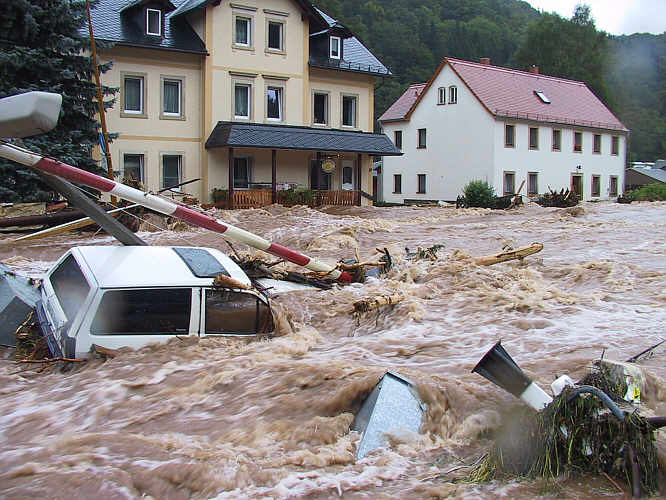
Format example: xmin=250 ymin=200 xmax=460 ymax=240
xmin=312 ymin=90 xmax=329 ymax=126
xmin=233 ymin=82 xmax=252 ymax=120
xmin=330 ymin=36 xmax=341 ymax=59
xmin=341 ymin=94 xmax=357 ymax=128
xmin=121 ymin=153 xmax=145 ymax=183
xmin=266 ymin=85 xmax=283 ymax=122
xmin=266 ymin=20 xmax=285 ymax=53
xmin=161 ymin=76 xmax=183 ymax=119
xmin=121 ymin=72 xmax=146 ymax=117
xmin=438 ymin=87 xmax=446 ymax=105
xmin=146 ymin=8 xmax=162 ymax=36
xmin=448 ymin=85 xmax=457 ymax=104
xmin=234 ymin=15 xmax=252 ymax=47
xmin=161 ymin=153 xmax=183 ymax=191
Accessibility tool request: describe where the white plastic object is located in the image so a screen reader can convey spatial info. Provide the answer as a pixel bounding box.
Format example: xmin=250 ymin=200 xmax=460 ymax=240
xmin=551 ymin=375 xmax=576 ymax=396
xmin=0 ymin=92 xmax=62 ymax=138
xmin=520 ymin=381 xmax=554 ymax=411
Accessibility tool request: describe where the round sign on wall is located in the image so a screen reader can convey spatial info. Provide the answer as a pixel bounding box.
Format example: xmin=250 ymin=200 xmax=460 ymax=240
xmin=321 ymin=160 xmax=335 ymax=173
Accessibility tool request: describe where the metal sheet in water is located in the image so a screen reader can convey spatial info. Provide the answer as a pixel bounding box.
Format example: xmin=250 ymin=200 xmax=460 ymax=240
xmin=0 ymin=264 xmax=39 ymax=346
xmin=352 ymin=371 xmax=424 ymax=459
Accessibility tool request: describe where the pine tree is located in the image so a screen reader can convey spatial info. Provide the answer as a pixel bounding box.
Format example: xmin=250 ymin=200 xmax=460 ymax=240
xmin=0 ymin=0 xmax=115 ymax=202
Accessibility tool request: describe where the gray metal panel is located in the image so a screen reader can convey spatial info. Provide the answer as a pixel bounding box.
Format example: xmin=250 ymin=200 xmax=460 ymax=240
xmin=0 ymin=264 xmax=40 ymax=347
xmin=352 ymin=371 xmax=424 ymax=459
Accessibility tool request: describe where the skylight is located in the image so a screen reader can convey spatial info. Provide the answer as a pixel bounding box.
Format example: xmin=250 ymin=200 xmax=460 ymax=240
xmin=535 ymin=90 xmax=551 ymax=104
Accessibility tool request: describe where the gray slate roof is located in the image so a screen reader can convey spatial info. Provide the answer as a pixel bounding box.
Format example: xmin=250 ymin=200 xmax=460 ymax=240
xmin=311 ymin=8 xmax=391 ymax=76
xmin=86 ymin=0 xmax=207 ymax=54
xmin=206 ymin=122 xmax=402 ymax=155
xmin=86 ymin=1 xmax=388 ymax=75
xmin=628 ymin=166 xmax=666 ymax=183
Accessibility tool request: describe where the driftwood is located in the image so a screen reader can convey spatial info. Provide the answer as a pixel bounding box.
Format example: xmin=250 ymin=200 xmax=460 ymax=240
xmin=92 ymin=344 xmax=120 ymax=359
xmin=353 ymin=294 xmax=404 ymax=313
xmin=474 ymin=243 xmax=543 ymax=266
xmin=213 ymin=274 xmax=251 ymax=290
xmin=13 ymin=204 xmax=141 ymax=242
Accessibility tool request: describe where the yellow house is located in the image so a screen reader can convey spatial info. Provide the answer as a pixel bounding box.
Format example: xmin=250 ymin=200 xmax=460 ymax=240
xmin=89 ymin=0 xmax=400 ymax=207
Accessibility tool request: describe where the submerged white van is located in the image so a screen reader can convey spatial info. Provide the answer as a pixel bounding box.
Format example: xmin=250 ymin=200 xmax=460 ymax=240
xmin=37 ymin=246 xmax=274 ymax=358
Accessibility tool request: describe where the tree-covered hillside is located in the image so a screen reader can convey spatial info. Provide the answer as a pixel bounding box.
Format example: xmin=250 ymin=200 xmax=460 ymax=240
xmin=313 ymin=0 xmax=665 ymax=162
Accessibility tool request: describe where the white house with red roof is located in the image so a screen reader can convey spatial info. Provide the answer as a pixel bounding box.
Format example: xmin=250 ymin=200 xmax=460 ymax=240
xmin=378 ymin=57 xmax=629 ymax=203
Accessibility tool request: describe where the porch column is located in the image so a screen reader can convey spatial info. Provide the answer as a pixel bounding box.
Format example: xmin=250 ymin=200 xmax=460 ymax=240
xmin=228 ymin=147 xmax=234 ymax=209
xmin=272 ymin=149 xmax=277 ymax=204
xmin=357 ymin=153 xmax=363 ymax=206
xmin=316 ymin=151 xmax=322 ymax=190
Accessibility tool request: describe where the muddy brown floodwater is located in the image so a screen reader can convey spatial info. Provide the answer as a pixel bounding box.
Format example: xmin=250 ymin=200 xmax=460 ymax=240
xmin=0 ymin=201 xmax=664 ymax=499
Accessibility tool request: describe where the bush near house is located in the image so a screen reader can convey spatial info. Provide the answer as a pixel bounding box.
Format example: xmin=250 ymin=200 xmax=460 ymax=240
xmin=626 ymin=183 xmax=666 ymax=201
xmin=462 ymin=180 xmax=497 ymax=208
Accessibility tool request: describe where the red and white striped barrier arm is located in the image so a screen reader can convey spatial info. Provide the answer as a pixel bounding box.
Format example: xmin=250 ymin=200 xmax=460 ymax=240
xmin=0 ymin=142 xmax=353 ymax=282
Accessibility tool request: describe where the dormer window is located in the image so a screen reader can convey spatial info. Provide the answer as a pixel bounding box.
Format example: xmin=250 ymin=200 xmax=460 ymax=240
xmin=330 ymin=36 xmax=341 ymax=59
xmin=146 ymin=8 xmax=162 ymax=36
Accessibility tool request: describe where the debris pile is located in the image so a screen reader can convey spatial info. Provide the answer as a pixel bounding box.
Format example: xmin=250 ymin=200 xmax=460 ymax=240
xmin=470 ymin=342 xmax=664 ymax=496
xmin=536 ymin=188 xmax=579 ymax=208
xmin=471 ymin=383 xmax=661 ymax=496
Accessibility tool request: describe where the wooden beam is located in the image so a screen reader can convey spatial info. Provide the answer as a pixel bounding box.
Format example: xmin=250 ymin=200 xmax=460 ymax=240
xmin=357 ymin=153 xmax=362 ymax=206
xmin=228 ymin=147 xmax=234 ymax=209
xmin=272 ymin=149 xmax=277 ymax=204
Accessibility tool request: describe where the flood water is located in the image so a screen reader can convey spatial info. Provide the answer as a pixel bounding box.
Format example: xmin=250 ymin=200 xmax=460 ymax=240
xmin=0 ymin=201 xmax=664 ymax=499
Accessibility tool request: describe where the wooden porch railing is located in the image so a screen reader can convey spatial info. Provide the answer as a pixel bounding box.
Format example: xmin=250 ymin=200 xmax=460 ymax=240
xmin=206 ymin=189 xmax=362 ymax=209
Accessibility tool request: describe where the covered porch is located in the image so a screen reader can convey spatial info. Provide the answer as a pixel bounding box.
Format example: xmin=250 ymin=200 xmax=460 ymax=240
xmin=205 ymin=122 xmax=401 ymax=208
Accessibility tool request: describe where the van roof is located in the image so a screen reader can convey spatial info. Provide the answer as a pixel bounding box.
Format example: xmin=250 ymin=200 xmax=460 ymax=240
xmin=73 ymin=246 xmax=251 ymax=288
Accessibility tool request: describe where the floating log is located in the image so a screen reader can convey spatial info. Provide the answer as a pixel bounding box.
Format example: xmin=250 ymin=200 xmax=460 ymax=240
xmin=474 ymin=243 xmax=543 ymax=266
xmin=0 ymin=209 xmax=84 ymax=228
xmin=353 ymin=294 xmax=404 ymax=313
xmin=13 ymin=204 xmax=141 ymax=242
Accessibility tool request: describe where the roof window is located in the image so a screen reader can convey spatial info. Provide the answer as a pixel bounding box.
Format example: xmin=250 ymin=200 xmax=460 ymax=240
xmin=172 ymin=247 xmax=230 ymax=278
xmin=534 ymin=90 xmax=551 ymax=104
xmin=146 ymin=8 xmax=162 ymax=36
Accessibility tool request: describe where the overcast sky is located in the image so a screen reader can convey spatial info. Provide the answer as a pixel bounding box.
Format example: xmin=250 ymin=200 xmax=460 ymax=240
xmin=525 ymin=0 xmax=666 ymax=35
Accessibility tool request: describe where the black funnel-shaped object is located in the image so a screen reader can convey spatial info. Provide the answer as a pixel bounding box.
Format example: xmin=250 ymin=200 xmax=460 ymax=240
xmin=472 ymin=340 xmax=532 ymax=398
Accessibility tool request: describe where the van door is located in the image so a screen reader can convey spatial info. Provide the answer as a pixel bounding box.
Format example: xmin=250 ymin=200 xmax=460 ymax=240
xmin=200 ymin=288 xmax=274 ymax=336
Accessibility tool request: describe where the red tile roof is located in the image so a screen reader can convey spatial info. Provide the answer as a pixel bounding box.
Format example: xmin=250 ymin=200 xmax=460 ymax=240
xmin=378 ymin=83 xmax=426 ymax=122
xmin=380 ymin=58 xmax=628 ymax=132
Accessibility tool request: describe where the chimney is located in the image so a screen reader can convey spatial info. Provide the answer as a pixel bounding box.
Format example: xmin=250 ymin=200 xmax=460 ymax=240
xmin=480 ymin=57 xmax=491 ymax=65
xmin=530 ymin=65 xmax=539 ymax=74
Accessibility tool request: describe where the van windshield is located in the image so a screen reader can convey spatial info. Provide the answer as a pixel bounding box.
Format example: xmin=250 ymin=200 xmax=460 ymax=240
xmin=49 ymin=254 xmax=91 ymax=321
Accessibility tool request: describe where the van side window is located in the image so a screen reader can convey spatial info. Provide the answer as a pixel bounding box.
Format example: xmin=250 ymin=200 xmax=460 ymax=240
xmin=91 ymin=288 xmax=191 ymax=335
xmin=205 ymin=290 xmax=273 ymax=334
xmin=50 ymin=254 xmax=91 ymax=320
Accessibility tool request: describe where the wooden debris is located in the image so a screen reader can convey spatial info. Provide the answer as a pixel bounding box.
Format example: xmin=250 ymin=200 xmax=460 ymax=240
xmin=213 ymin=274 xmax=251 ymax=290
xmin=13 ymin=204 xmax=141 ymax=242
xmin=474 ymin=242 xmax=543 ymax=266
xmin=406 ymin=244 xmax=444 ymax=261
xmin=92 ymin=344 xmax=120 ymax=359
xmin=537 ymin=187 xmax=579 ymax=208
xmin=353 ymin=294 xmax=404 ymax=313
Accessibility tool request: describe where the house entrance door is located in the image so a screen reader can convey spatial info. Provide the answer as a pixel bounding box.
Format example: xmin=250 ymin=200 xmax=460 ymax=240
xmin=310 ymin=159 xmax=331 ymax=190
xmin=571 ymin=174 xmax=583 ymax=199
xmin=341 ymin=160 xmax=354 ymax=190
